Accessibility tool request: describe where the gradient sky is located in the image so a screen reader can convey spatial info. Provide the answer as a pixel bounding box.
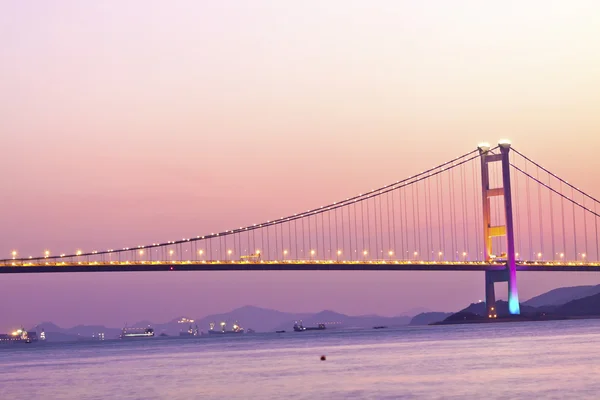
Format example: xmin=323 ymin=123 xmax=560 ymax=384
xmin=2 ymin=1 xmax=600 ymax=331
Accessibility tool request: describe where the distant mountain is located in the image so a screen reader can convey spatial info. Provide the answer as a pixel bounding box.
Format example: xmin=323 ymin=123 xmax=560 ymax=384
xmin=398 ymin=307 xmax=433 ymax=317
xmin=524 ymin=285 xmax=600 ymax=307
xmin=409 ymin=312 xmax=453 ymax=325
xmin=25 ymin=305 xmax=430 ymax=341
xmin=194 ymin=305 xmax=312 ymax=333
xmin=67 ymin=324 xmax=122 ymax=339
xmin=272 ymin=309 xmax=411 ymax=332
xmin=554 ymin=292 xmax=600 ymax=316
xmin=30 ymin=321 xmax=121 ymax=341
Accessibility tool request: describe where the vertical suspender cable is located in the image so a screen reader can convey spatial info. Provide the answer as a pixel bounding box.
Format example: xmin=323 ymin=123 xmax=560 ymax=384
xmin=288 ymin=220 xmax=292 ymax=260
xmin=440 ymin=173 xmax=446 ymax=259
xmin=361 ymin=200 xmax=365 ymax=256
xmin=525 ymin=162 xmax=533 ymax=260
xmin=463 ymin=163 xmax=470 ymax=259
xmin=280 ymin=220 xmax=284 ymax=258
xmin=572 ymin=187 xmax=577 ymax=260
xmin=427 ymin=177 xmax=434 ymax=261
xmin=341 ymin=204 xmax=346 ymax=258
xmin=411 ymin=183 xmax=417 ymax=258
xmin=560 ymin=181 xmax=566 ymax=261
xmin=399 ymin=187 xmax=405 ymax=259
xmin=354 ymin=202 xmax=358 ymax=261
xmin=403 ymin=186 xmax=408 ymax=259
xmin=595 ymin=201 xmax=599 ymax=261
xmin=583 ymin=196 xmax=588 ymax=259
xmin=335 ymin=207 xmax=339 ymax=254
xmin=514 ymin=165 xmax=522 ymax=259
xmin=449 ymin=167 xmax=456 ymax=260
xmin=321 ymin=211 xmax=325 ymax=258
xmin=266 ymin=226 xmax=270 ymax=260
xmin=367 ymin=197 xmax=372 ymax=258
xmin=423 ymin=179 xmax=430 ymax=261
xmin=437 ymin=171 xmax=443 ymax=259
xmin=348 ymin=204 xmax=352 ymax=261
xmin=294 ymin=219 xmax=298 ymax=260
xmin=392 ymin=190 xmax=397 ymax=257
xmin=537 ymin=167 xmax=544 ymax=259
xmin=549 ymin=173 xmax=555 ymax=261
xmin=328 ymin=209 xmax=332 ymax=255
xmin=416 ymin=182 xmax=422 ymax=258
xmin=472 ymin=161 xmax=480 ymax=260
xmin=378 ymin=194 xmax=384 ymax=258
xmin=460 ymin=164 xmax=467 ymax=258
xmin=374 ymin=196 xmax=379 ymax=259
xmin=385 ymin=192 xmax=394 ymax=258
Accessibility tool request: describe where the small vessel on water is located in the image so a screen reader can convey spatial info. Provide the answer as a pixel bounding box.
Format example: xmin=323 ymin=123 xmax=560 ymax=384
xmin=120 ymin=326 xmax=155 ymax=339
xmin=373 ymin=326 xmax=388 ymax=329
xmin=293 ymin=321 xmax=326 ymax=332
xmin=208 ymin=321 xmax=245 ymax=334
xmin=179 ymin=324 xmax=200 ymax=337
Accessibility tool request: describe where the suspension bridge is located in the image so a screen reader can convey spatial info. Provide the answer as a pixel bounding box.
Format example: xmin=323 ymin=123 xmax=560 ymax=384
xmin=3 ymin=141 xmax=600 ymax=317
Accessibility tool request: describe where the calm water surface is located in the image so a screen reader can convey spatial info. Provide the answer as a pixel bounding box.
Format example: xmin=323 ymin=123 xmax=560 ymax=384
xmin=2 ymin=320 xmax=600 ymax=399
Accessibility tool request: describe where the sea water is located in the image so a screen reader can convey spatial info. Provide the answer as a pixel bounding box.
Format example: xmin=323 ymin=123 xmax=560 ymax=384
xmin=2 ymin=319 xmax=600 ymax=399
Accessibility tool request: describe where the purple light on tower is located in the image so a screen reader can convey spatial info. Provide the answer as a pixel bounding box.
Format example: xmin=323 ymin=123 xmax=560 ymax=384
xmin=499 ymin=140 xmax=520 ymax=315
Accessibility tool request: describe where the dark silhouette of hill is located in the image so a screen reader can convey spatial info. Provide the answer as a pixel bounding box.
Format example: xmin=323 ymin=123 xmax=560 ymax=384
xmin=410 ymin=312 xmax=453 ymax=325
xmin=398 ymin=307 xmax=432 ymax=316
xmin=459 ymin=301 xmax=538 ymax=317
xmin=554 ymin=292 xmax=600 ymax=316
xmin=442 ymin=311 xmax=486 ymax=323
xmin=523 ymin=285 xmax=600 ymax=307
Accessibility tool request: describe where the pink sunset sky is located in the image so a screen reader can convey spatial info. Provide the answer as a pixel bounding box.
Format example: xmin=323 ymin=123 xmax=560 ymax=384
xmin=2 ymin=1 xmax=600 ymax=330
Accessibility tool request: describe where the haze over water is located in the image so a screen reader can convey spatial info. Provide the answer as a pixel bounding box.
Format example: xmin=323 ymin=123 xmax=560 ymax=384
xmin=2 ymin=320 xmax=600 ymax=399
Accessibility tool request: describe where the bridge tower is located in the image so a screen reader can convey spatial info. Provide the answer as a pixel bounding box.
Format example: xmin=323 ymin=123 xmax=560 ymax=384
xmin=478 ymin=141 xmax=520 ymax=317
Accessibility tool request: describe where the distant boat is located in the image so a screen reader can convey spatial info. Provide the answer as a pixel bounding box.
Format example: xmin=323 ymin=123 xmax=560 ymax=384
xmin=276 ymin=330 xmax=286 ymax=333
xmin=208 ymin=321 xmax=245 ymax=334
xmin=373 ymin=326 xmax=388 ymax=329
xmin=120 ymin=326 xmax=154 ymax=339
xmin=0 ymin=327 xmax=36 ymax=344
xmin=179 ymin=324 xmax=200 ymax=337
xmin=293 ymin=321 xmax=326 ymax=332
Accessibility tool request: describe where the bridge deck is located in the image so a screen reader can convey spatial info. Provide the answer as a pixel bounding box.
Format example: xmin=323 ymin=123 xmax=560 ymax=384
xmin=2 ymin=261 xmax=600 ymax=273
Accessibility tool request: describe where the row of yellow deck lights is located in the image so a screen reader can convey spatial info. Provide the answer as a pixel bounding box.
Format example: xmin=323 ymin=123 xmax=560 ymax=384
xmin=10 ymin=249 xmax=473 ymax=260
xmin=13 ymin=249 xmax=588 ymax=262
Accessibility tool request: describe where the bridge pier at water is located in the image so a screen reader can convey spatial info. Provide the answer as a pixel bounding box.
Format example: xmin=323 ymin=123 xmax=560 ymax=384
xmin=484 ymin=269 xmax=508 ymax=318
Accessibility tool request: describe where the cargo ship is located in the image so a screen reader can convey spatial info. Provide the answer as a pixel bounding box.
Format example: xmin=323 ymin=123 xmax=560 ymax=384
xmin=120 ymin=326 xmax=154 ymax=339
xmin=0 ymin=328 xmax=38 ymax=344
xmin=208 ymin=321 xmax=244 ymax=334
xmin=293 ymin=321 xmax=326 ymax=332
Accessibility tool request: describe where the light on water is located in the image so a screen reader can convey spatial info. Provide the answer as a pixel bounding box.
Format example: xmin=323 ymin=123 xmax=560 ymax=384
xmin=2 ymin=320 xmax=600 ymax=399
